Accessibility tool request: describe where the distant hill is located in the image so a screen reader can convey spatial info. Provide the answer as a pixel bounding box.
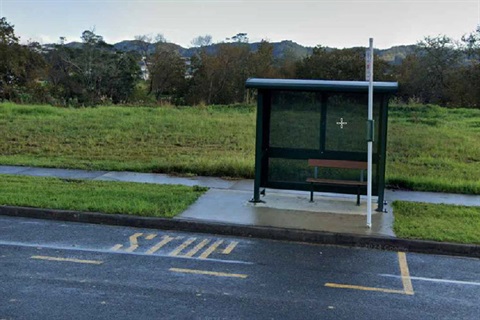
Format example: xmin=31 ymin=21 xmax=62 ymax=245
xmin=377 ymin=45 xmax=417 ymax=65
xmin=107 ymin=39 xmax=314 ymax=60
xmin=64 ymin=41 xmax=83 ymax=49
xmin=113 ymin=40 xmax=184 ymax=55
xmin=60 ymin=39 xmax=416 ymax=64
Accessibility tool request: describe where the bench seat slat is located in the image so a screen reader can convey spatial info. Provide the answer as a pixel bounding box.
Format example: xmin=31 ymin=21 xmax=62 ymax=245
xmin=306 ymin=178 xmax=367 ymax=186
xmin=308 ymin=159 xmax=367 ymax=170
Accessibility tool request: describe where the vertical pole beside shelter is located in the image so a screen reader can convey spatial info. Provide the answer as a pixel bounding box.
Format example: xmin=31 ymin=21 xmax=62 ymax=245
xmin=366 ymin=38 xmax=374 ymax=228
xmin=251 ymin=90 xmax=264 ymax=203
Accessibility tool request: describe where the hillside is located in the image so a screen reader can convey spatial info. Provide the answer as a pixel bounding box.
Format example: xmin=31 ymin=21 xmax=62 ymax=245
xmin=61 ymin=39 xmax=416 ymax=64
xmin=377 ymin=45 xmax=417 ymax=65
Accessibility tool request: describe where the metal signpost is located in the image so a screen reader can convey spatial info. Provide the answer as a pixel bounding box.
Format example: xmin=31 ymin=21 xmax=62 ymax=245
xmin=366 ymin=38 xmax=374 ymax=228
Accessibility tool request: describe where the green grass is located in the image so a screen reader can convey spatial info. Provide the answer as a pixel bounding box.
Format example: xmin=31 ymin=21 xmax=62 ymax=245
xmin=0 ymin=102 xmax=479 ymax=194
xmin=387 ymin=104 xmax=480 ymax=194
xmin=0 ymin=174 xmax=207 ymax=217
xmin=393 ymin=201 xmax=480 ymax=244
xmin=0 ymin=103 xmax=255 ymax=178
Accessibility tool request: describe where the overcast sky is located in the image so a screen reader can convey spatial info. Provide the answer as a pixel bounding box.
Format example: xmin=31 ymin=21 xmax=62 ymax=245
xmin=2 ymin=0 xmax=479 ymax=49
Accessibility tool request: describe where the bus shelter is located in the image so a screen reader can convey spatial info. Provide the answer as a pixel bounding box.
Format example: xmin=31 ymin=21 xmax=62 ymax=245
xmin=246 ymin=78 xmax=398 ymax=212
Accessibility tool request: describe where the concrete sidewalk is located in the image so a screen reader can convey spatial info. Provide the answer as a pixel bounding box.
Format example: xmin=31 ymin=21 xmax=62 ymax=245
xmin=2 ymin=165 xmax=479 ymax=238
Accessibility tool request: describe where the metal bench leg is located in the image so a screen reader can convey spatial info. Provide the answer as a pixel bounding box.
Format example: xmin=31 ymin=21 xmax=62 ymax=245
xmin=356 ymin=186 xmax=360 ymax=206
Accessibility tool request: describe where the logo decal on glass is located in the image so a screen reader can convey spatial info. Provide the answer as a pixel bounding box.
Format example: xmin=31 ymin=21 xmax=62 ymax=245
xmin=336 ymin=118 xmax=348 ymax=129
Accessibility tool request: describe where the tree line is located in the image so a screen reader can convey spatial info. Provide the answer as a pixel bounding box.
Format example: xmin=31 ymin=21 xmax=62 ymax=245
xmin=1 ymin=16 xmax=480 ymax=108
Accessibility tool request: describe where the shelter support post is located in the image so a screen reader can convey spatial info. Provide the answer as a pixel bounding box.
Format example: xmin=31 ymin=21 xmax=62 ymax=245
xmin=366 ymin=37 xmax=374 ymax=228
xmin=376 ymin=95 xmax=389 ymax=212
xmin=251 ymin=90 xmax=265 ymax=203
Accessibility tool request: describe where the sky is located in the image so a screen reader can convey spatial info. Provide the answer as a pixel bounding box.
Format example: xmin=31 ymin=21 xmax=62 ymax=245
xmin=2 ymin=0 xmax=479 ymax=49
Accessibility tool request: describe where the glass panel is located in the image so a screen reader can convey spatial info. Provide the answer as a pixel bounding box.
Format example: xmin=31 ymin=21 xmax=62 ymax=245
xmin=324 ymin=93 xmax=380 ymax=153
xmin=264 ymin=90 xmax=383 ymax=195
xmin=268 ymin=157 xmax=378 ymax=192
xmin=268 ymin=158 xmax=310 ymax=183
xmin=269 ymin=91 xmax=321 ymax=150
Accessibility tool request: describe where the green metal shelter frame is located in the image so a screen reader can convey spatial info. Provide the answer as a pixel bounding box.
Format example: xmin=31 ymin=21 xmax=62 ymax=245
xmin=246 ymin=78 xmax=398 ymax=212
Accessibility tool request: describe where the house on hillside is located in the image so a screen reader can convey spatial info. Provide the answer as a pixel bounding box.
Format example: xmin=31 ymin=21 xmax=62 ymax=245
xmin=139 ymin=57 xmax=149 ymax=80
xmin=183 ymin=57 xmax=193 ymax=79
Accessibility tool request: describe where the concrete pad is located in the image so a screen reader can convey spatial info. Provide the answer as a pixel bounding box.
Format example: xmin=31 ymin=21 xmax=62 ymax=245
xmin=386 ymin=190 xmax=480 ymax=207
xmin=0 ymin=166 xmax=32 ymax=174
xmin=96 ymin=171 xmax=236 ymax=189
xmin=252 ymin=192 xmax=374 ymax=215
xmin=17 ymin=167 xmax=108 ymax=180
xmin=178 ymin=189 xmax=394 ymax=236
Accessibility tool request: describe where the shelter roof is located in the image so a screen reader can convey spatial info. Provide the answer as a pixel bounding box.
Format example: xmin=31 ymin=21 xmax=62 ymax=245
xmin=245 ymin=78 xmax=398 ymax=93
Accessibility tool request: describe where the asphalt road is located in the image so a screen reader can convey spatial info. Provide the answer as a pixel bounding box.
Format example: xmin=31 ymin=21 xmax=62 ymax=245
xmin=0 ymin=216 xmax=479 ymax=320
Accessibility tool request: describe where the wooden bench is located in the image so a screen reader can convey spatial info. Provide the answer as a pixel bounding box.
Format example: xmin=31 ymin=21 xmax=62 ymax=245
xmin=307 ymin=159 xmax=367 ymax=205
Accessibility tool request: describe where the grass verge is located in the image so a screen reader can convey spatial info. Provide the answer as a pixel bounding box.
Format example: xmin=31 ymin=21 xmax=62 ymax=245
xmin=387 ymin=104 xmax=480 ymax=194
xmin=0 ymin=103 xmax=255 ymax=178
xmin=0 ymin=175 xmax=207 ymax=218
xmin=393 ymin=201 xmax=480 ymax=244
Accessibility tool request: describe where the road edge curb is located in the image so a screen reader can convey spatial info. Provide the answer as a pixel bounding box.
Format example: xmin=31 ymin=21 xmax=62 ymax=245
xmin=1 ymin=205 xmax=479 ymax=258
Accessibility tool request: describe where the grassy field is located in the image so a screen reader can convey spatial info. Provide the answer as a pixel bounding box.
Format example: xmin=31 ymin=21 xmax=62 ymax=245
xmin=0 ymin=103 xmax=255 ymax=178
xmin=393 ymin=201 xmax=480 ymax=244
xmin=387 ymin=104 xmax=480 ymax=194
xmin=0 ymin=102 xmax=479 ymax=194
xmin=0 ymin=175 xmax=206 ymax=217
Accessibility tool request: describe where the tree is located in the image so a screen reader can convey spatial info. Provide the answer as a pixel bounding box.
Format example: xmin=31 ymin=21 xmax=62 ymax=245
xmin=227 ymin=33 xmax=248 ymax=43
xmin=396 ymin=35 xmax=461 ymax=105
xmin=46 ymin=29 xmax=140 ymax=105
xmin=81 ymin=29 xmax=104 ymax=46
xmin=190 ymin=35 xmax=212 ymax=48
xmin=276 ymin=47 xmax=299 ymax=79
xmin=104 ymin=52 xmax=141 ymax=103
xmin=134 ymin=34 xmax=167 ymax=79
xmin=417 ymin=36 xmax=461 ymax=104
xmin=0 ymin=17 xmax=46 ymax=101
xmin=148 ymin=43 xmax=186 ymax=101
xmin=187 ymin=43 xmax=250 ymax=104
xmin=454 ymin=26 xmax=480 ymax=106
xmin=249 ymin=40 xmax=278 ymax=78
xmin=296 ymin=46 xmax=391 ymax=82
xmin=0 ymin=17 xmax=18 ymax=45
xmin=462 ymin=26 xmax=480 ymax=60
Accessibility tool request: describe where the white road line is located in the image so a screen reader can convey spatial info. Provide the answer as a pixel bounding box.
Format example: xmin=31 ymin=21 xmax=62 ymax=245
xmin=381 ymin=274 xmax=480 ymax=286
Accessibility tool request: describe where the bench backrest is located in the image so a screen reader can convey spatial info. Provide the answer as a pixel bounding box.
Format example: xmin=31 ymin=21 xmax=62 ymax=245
xmin=308 ymin=159 xmax=367 ymax=170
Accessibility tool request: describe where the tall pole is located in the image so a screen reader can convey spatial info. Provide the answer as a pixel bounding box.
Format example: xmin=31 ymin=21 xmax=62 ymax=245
xmin=367 ymin=38 xmax=374 ymax=228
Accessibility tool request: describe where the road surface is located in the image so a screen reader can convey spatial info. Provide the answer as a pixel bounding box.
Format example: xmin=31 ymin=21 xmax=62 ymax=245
xmin=0 ymin=216 xmax=479 ymax=319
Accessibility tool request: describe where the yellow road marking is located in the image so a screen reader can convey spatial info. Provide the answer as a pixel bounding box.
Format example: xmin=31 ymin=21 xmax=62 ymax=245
xmin=145 ymin=234 xmax=157 ymax=240
xmin=170 ymin=238 xmax=197 ymax=256
xmin=125 ymin=233 xmax=143 ymax=252
xmin=146 ymin=235 xmax=174 ymax=254
xmin=184 ymin=239 xmax=210 ymax=257
xmin=199 ymin=240 xmax=224 ymax=259
xmin=325 ymin=252 xmax=415 ymax=296
xmin=31 ymin=255 xmax=103 ymax=265
xmin=222 ymin=241 xmax=238 ymax=254
xmin=110 ymin=244 xmax=123 ymax=251
xmin=398 ymin=252 xmax=414 ymax=295
xmin=169 ymin=268 xmax=247 ymax=279
xmin=324 ymin=283 xmax=405 ymax=294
